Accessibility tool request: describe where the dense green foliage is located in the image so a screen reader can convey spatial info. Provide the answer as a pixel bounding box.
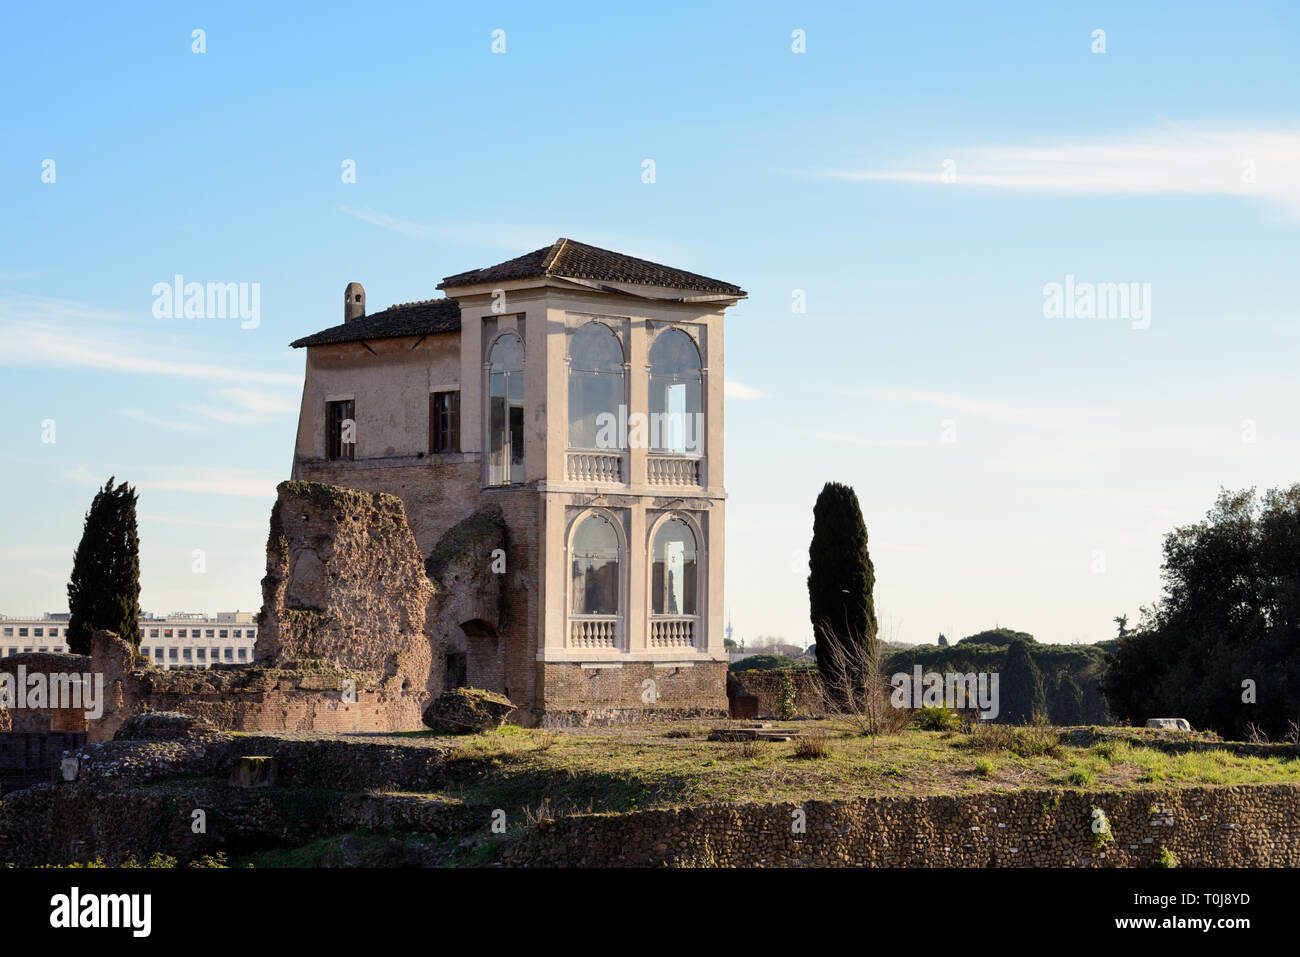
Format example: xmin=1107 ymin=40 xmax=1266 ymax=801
xmin=807 ymin=482 xmax=877 ymax=704
xmin=729 ymin=655 xmax=814 ymax=673
xmin=1103 ymin=485 xmax=1300 ymax=739
xmin=66 ymin=477 xmax=141 ymax=653
xmin=885 ymin=632 xmax=1111 ymax=725
xmin=1000 ymin=639 xmax=1047 ymax=724
xmin=957 ymin=627 xmax=1036 ymax=646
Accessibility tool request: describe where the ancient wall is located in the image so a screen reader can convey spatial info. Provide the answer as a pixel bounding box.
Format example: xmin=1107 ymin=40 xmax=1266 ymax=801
xmin=0 ymin=652 xmax=94 ymax=733
xmin=540 ymin=661 xmax=728 ymax=726
xmin=727 ymin=670 xmax=824 ymax=718
xmin=255 ymin=481 xmax=434 ymax=696
xmin=292 ymin=459 xmax=482 ymax=562
xmin=504 ymin=783 xmax=1300 ymax=867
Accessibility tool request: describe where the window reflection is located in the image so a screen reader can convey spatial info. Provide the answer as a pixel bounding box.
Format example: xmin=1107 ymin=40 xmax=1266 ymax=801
xmin=488 ymin=333 xmax=524 ymax=484
xmin=571 ymin=514 xmax=620 ymax=615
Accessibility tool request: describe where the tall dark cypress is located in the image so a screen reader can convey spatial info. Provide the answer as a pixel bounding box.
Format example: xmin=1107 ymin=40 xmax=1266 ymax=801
xmin=66 ymin=477 xmax=141 ymax=653
xmin=1000 ymin=639 xmax=1046 ymax=724
xmin=807 ymin=482 xmax=877 ymax=704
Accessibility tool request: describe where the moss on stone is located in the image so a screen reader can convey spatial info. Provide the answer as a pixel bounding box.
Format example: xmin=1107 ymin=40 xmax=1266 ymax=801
xmin=424 ymin=505 xmax=506 ymax=585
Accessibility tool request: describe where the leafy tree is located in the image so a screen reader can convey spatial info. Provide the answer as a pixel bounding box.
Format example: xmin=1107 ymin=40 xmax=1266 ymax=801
xmin=66 ymin=477 xmax=141 ymax=653
xmin=807 ymin=482 xmax=877 ymax=706
xmin=957 ymin=627 xmax=1036 ymax=647
xmin=1000 ymin=639 xmax=1046 ymax=724
xmin=1113 ymin=614 xmax=1129 ymax=638
xmin=1104 ymin=485 xmax=1300 ymax=738
xmin=938 ymin=633 xmax=949 ymax=647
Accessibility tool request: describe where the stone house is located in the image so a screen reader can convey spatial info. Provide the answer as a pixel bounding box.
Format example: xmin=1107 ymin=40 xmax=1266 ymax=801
xmin=288 ymin=239 xmax=746 ymax=723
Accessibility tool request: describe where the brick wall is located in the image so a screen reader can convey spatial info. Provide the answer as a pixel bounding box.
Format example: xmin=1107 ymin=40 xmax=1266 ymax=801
xmin=540 ymin=661 xmax=728 ymax=725
xmin=727 ymin=669 xmax=823 ymax=717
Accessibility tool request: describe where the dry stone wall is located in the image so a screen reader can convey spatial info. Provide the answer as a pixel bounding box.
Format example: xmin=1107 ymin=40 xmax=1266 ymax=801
xmin=504 ymin=783 xmax=1300 ymax=867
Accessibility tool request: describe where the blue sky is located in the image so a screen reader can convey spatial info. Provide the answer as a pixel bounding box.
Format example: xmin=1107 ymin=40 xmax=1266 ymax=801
xmin=2 ymin=1 xmax=1298 ymax=646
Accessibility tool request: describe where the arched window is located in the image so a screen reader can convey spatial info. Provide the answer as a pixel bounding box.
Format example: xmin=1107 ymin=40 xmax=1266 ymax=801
xmin=648 ymin=329 xmax=702 ymax=454
xmin=568 ymin=322 xmax=625 ymax=450
xmin=488 ymin=333 xmax=524 ymax=484
xmin=571 ymin=513 xmax=620 ymax=616
xmin=652 ymin=518 xmax=698 ymax=616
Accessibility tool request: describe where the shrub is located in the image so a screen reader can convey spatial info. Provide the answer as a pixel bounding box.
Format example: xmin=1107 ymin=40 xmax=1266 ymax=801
xmin=1153 ymin=845 xmax=1179 ymax=868
xmin=776 ymin=672 xmax=797 ymax=720
xmin=973 ymin=757 xmax=995 ymax=778
xmin=914 ymin=706 xmax=963 ymax=732
xmin=792 ymin=732 xmax=832 ymax=760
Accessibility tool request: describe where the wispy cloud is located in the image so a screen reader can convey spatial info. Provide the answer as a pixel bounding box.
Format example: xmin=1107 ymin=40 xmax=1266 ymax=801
xmin=825 ymin=385 xmax=1038 ymax=421
xmin=65 ymin=465 xmax=279 ymax=499
xmin=335 ymin=206 xmax=690 ymax=264
xmin=816 ymin=126 xmax=1300 ymax=218
xmin=0 ymin=320 xmax=299 ymax=385
xmin=189 ymin=387 xmax=298 ymax=424
xmin=118 ymin=409 xmax=204 ymax=432
xmin=809 ymin=430 xmax=932 ymax=449
xmin=725 ymin=378 xmax=766 ymax=400
xmin=336 ymin=205 xmax=435 ymax=238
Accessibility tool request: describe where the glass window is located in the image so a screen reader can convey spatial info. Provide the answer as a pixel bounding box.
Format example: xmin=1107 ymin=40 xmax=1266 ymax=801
xmin=224 ymin=648 xmax=233 ymax=661
xmin=197 ymin=647 xmax=206 ymax=660
xmin=168 ymin=648 xmax=178 ymax=661
xmin=652 ymin=518 xmax=698 ymax=615
xmin=571 ymin=513 xmax=620 ymax=616
xmin=487 ymin=333 xmax=525 ymax=484
xmin=327 ymin=399 xmax=356 ymax=461
xmin=34 ymin=628 xmax=43 ymax=637
xmin=150 ymin=629 xmax=158 ymax=638
xmin=219 ymin=630 xmax=228 ymax=638
xmin=648 ymin=329 xmax=703 ymax=454
xmin=50 ymin=628 xmax=59 ymax=637
xmin=237 ymin=648 xmax=247 ymax=661
xmin=2 ymin=628 xmax=11 ymax=637
xmin=568 ymin=322 xmax=625 ymax=450
xmin=182 ymin=647 xmax=192 ymax=661
xmin=430 ymin=391 xmax=461 ymax=453
xmin=206 ymin=629 xmax=214 ymax=638
xmin=18 ymin=628 xmax=27 ymax=637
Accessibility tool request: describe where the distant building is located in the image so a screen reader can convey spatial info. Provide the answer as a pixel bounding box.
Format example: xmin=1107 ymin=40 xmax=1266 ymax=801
xmin=0 ymin=612 xmax=258 ymax=670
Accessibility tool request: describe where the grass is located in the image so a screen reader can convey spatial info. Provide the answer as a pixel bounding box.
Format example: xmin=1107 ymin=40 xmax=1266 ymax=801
xmin=414 ymin=719 xmax=1300 ymax=814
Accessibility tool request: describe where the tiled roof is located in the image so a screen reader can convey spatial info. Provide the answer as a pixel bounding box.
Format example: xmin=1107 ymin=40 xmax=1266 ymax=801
xmin=289 ymin=298 xmax=461 ymax=349
xmin=437 ymin=238 xmax=746 ymax=296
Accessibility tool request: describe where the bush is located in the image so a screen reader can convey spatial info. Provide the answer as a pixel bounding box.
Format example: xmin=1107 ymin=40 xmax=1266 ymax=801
xmin=792 ymin=732 xmax=832 ymax=760
xmin=776 ymin=672 xmax=797 ymax=720
xmin=966 ymin=721 xmax=1061 ymax=757
xmin=730 ymin=656 xmax=809 ymax=673
xmin=914 ymin=706 xmax=963 ymax=732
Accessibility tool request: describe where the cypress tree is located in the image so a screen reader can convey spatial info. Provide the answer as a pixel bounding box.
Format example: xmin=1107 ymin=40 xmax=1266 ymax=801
xmin=1000 ymin=639 xmax=1046 ymax=724
xmin=807 ymin=481 xmax=877 ymax=705
xmin=66 ymin=477 xmax=141 ymax=653
xmin=1054 ymin=672 xmax=1085 ymax=725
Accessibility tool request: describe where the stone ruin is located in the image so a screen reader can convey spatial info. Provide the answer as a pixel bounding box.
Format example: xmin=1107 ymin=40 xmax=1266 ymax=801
xmin=7 ymin=480 xmax=515 ymax=743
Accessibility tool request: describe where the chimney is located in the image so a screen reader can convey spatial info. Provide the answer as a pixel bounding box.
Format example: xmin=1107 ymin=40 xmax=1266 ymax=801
xmin=344 ymin=282 xmax=365 ymax=323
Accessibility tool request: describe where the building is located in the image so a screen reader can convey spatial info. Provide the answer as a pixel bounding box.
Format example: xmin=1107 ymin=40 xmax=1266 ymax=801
xmin=0 ymin=612 xmax=258 ymax=670
xmin=288 ymin=238 xmax=745 ymax=720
